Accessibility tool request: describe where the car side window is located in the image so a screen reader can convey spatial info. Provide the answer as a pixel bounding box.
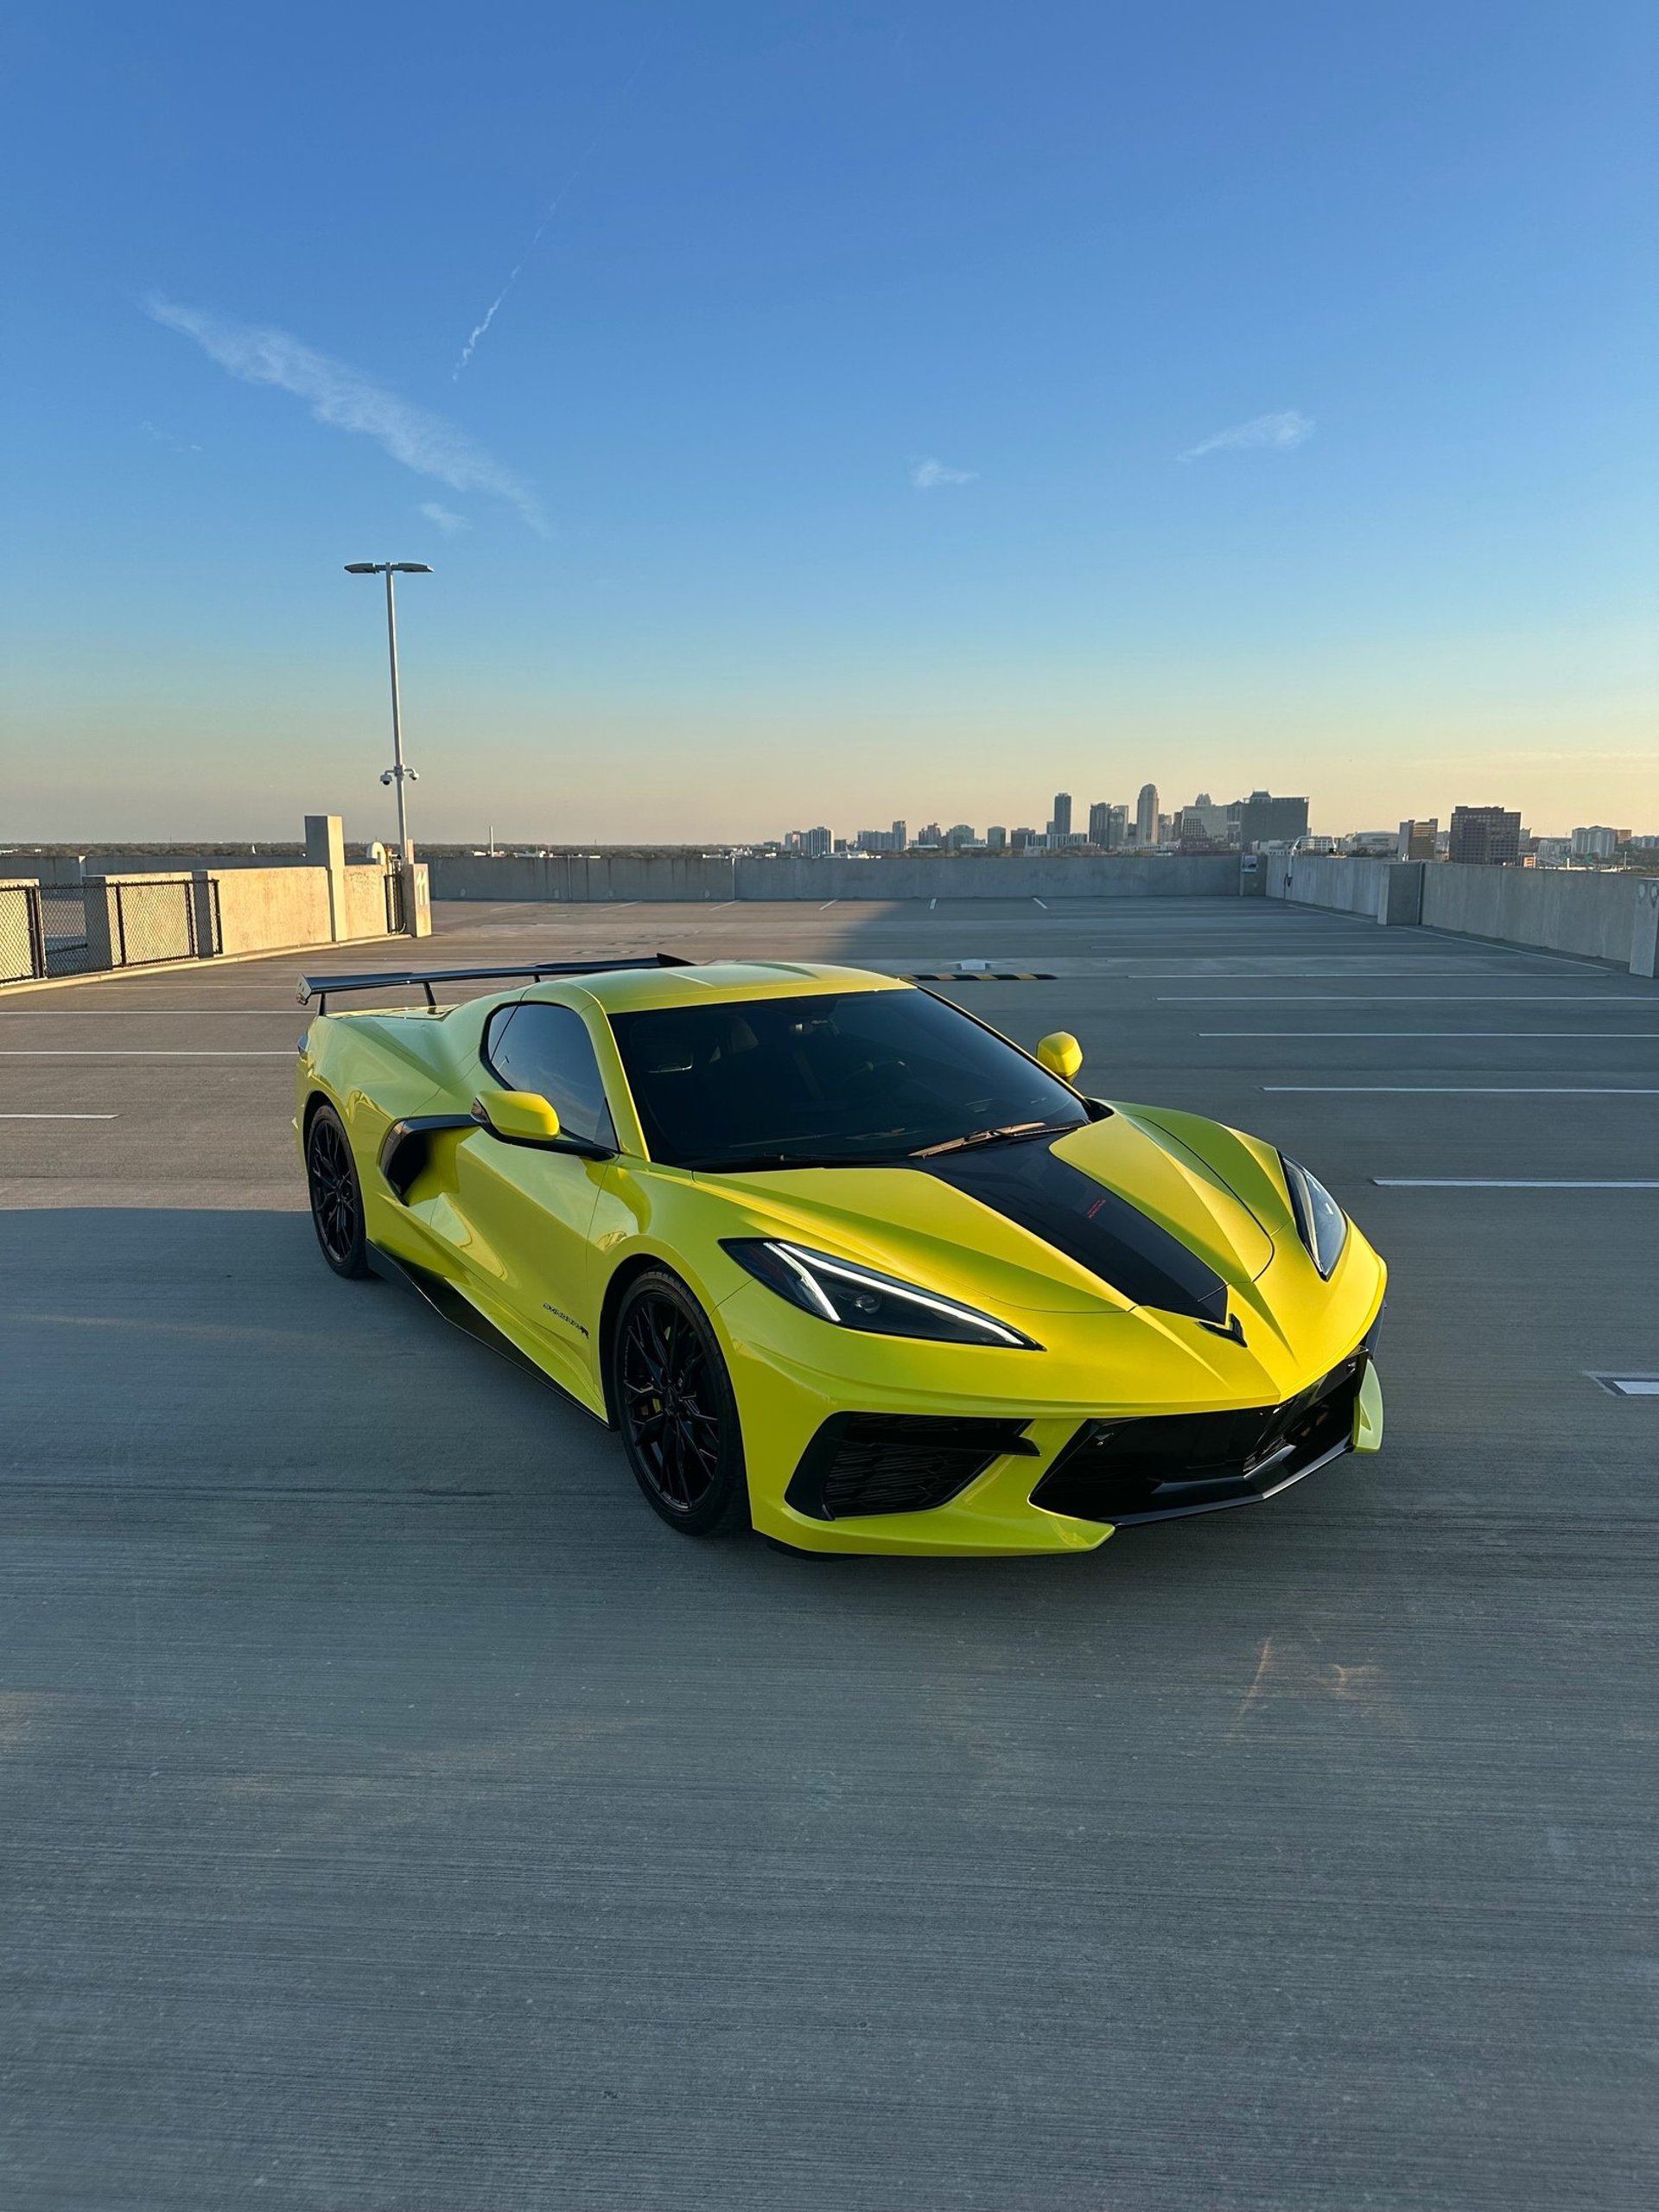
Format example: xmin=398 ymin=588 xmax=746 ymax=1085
xmin=484 ymin=1002 xmax=618 ymax=1151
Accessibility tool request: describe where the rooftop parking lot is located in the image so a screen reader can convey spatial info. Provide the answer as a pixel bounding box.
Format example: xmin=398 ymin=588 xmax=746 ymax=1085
xmin=3 ymin=895 xmax=1656 ymax=2209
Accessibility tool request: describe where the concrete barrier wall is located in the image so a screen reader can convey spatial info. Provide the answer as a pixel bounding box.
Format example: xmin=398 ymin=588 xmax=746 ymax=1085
xmin=1418 ymin=862 xmax=1643 ymax=966
xmin=1 ymin=855 xmax=89 ymax=888
xmin=1273 ymin=851 xmax=1657 ymax=971
xmin=213 ymin=863 xmax=404 ymax=954
xmin=428 ymin=852 xmax=1243 ymax=902
xmin=1268 ymin=855 xmax=1390 ymax=916
xmin=733 ymin=855 xmax=1242 ymax=899
xmin=429 ymin=853 xmax=734 ymax=902
xmin=3 ymin=851 xmax=317 ymax=882
xmin=343 ymin=865 xmax=393 ymax=938
xmin=212 ymin=866 xmax=334 ymax=957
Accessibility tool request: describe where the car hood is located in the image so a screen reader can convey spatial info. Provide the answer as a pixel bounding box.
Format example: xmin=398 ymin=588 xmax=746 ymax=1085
xmin=693 ymin=1109 xmax=1280 ymax=1319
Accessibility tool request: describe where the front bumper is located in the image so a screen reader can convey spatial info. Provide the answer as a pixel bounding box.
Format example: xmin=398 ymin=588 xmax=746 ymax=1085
xmin=1028 ymin=1347 xmax=1379 ymax=1525
xmin=719 ymin=1274 xmax=1387 ymax=1556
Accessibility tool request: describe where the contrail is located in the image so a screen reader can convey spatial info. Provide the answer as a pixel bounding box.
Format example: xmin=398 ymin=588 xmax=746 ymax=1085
xmin=454 ymin=43 xmax=656 ymax=378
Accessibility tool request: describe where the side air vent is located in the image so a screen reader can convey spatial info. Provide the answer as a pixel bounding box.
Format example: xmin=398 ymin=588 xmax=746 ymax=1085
xmin=378 ymin=1114 xmax=474 ymax=1200
xmin=786 ymin=1414 xmax=1038 ymax=1522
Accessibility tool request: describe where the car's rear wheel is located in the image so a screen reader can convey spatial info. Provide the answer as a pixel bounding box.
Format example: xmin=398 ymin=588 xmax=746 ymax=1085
xmin=612 ymin=1271 xmax=749 ymax=1535
xmin=305 ymin=1103 xmax=370 ymax=1278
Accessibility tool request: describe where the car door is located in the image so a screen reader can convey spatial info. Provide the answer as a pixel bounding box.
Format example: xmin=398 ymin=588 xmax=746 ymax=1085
xmin=453 ymin=999 xmax=620 ymax=1402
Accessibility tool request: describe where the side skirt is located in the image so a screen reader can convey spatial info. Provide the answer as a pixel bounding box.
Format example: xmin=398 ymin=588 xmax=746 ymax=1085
xmin=367 ymin=1244 xmax=611 ymax=1427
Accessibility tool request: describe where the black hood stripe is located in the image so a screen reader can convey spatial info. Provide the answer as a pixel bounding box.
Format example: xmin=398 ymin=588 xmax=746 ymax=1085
xmin=921 ymin=1138 xmax=1229 ymax=1325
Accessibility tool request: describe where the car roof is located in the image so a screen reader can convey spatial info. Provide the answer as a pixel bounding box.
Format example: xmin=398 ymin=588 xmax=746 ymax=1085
xmin=524 ymin=959 xmax=912 ymax=1016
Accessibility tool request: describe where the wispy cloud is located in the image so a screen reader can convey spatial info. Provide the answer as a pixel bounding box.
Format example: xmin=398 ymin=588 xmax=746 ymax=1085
xmin=1179 ymin=409 xmax=1313 ymax=462
xmin=142 ymin=420 xmax=201 ymax=455
xmin=911 ymin=457 xmax=977 ymax=489
xmin=147 ymin=296 xmax=546 ymax=531
xmin=417 ymin=501 xmax=472 ymax=537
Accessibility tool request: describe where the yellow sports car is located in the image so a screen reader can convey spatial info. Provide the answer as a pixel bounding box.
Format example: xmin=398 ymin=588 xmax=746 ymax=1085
xmin=296 ymin=957 xmax=1385 ymax=1556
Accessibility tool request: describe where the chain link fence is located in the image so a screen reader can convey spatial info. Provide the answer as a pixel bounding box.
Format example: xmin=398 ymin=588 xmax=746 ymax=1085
xmin=40 ymin=887 xmax=96 ymax=976
xmin=104 ymin=877 xmax=221 ymax=966
xmin=0 ymin=881 xmax=46 ymax=984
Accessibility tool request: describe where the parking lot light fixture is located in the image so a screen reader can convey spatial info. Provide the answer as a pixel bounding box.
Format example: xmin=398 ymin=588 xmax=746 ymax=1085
xmin=344 ymin=561 xmax=433 ymax=868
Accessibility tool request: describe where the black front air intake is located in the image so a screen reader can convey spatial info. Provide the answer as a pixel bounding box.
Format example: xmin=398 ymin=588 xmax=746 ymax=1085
xmin=1031 ymin=1353 xmax=1370 ymax=1526
xmin=786 ymin=1414 xmax=1038 ymax=1522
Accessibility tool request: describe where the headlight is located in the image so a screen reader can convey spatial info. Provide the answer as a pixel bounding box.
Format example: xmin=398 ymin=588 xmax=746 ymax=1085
xmin=721 ymin=1238 xmax=1040 ymax=1349
xmin=1279 ymin=1154 xmax=1349 ymax=1278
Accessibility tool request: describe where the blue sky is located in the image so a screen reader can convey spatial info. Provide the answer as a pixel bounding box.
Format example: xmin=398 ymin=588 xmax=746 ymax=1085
xmin=3 ymin=0 xmax=1655 ymax=842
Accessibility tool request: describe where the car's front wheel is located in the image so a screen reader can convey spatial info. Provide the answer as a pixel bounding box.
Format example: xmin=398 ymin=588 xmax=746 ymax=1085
xmin=611 ymin=1270 xmax=749 ymax=1535
xmin=305 ymin=1102 xmax=370 ymax=1279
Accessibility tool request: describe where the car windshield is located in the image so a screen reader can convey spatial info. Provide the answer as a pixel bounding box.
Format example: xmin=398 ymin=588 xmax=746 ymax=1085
xmin=608 ymin=988 xmax=1088 ymax=1170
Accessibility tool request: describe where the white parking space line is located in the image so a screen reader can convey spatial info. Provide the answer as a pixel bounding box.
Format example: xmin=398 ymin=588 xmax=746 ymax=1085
xmin=929 ymin=898 xmax=937 ymax=909
xmin=1373 ymin=1178 xmax=1659 ymax=1189
xmin=1033 ymin=898 xmax=1049 ymax=909
xmin=1203 ymin=1030 xmax=1659 ymax=1039
xmin=1264 ymin=1085 xmax=1659 ymax=1095
xmin=1590 ymin=1376 xmax=1659 ymax=1396
xmin=0 ymin=1049 xmax=295 ymax=1058
xmin=819 ymin=900 xmax=838 ymax=910
xmin=0 ymin=1112 xmax=118 ymax=1119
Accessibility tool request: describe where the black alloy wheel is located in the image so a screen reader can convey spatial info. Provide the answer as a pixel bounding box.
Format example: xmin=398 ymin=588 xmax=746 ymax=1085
xmin=306 ymin=1103 xmax=370 ymax=1278
xmin=612 ymin=1270 xmax=749 ymax=1535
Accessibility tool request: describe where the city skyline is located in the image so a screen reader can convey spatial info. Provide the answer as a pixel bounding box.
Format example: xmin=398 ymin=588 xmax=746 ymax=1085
xmin=4 ymin=3 xmax=1656 ymax=844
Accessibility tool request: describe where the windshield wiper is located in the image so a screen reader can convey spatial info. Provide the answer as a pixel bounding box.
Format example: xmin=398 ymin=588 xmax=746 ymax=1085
xmin=909 ymin=1119 xmax=1084 ymax=1160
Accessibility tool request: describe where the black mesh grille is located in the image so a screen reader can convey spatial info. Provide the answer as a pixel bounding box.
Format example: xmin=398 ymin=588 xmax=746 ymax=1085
xmin=786 ymin=1414 xmax=1036 ymax=1522
xmin=1031 ymin=1353 xmax=1370 ymax=1525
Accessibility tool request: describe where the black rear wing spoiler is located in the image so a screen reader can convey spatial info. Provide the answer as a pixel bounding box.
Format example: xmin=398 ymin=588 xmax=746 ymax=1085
xmin=296 ymin=954 xmax=693 ymax=1013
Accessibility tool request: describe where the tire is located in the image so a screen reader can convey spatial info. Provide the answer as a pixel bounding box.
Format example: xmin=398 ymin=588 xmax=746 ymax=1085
xmin=305 ymin=1102 xmax=371 ymax=1279
xmin=610 ymin=1269 xmax=750 ymax=1536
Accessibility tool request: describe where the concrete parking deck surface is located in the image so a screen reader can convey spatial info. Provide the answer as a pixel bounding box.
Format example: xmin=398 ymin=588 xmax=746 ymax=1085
xmin=2 ymin=898 xmax=1656 ymax=2209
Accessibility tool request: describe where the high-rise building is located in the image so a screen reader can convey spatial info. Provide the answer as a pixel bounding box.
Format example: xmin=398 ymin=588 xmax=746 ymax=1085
xmin=944 ymin=823 xmax=976 ymax=849
xmin=1572 ymin=825 xmax=1625 ymax=861
xmin=1104 ymin=804 xmax=1128 ymax=850
xmin=986 ymin=824 xmax=1007 ymax=850
xmin=803 ymin=825 xmax=832 ymax=858
xmin=1135 ymin=784 xmax=1159 ymax=846
xmin=1156 ymin=813 xmax=1173 ymax=847
xmin=1087 ymin=801 xmax=1109 ymax=847
xmin=1448 ymin=806 xmax=1521 ymax=865
xmin=1234 ymin=791 xmax=1309 ymax=850
xmin=916 ymin=822 xmax=943 ymax=847
xmin=1398 ymin=818 xmax=1438 ymax=860
xmin=1010 ymin=826 xmax=1036 ymax=851
xmin=1177 ymin=799 xmax=1232 ymax=845
xmin=891 ymin=820 xmax=907 ymax=851
xmin=1051 ymin=792 xmax=1072 ymax=839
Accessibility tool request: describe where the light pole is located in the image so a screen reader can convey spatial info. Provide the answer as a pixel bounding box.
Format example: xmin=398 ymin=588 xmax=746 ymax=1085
xmin=344 ymin=562 xmax=432 ymax=868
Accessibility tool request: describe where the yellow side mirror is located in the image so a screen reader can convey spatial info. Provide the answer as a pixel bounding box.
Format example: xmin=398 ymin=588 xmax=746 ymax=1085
xmin=472 ymin=1088 xmax=562 ymax=1144
xmin=1035 ymin=1031 xmax=1084 ymax=1083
